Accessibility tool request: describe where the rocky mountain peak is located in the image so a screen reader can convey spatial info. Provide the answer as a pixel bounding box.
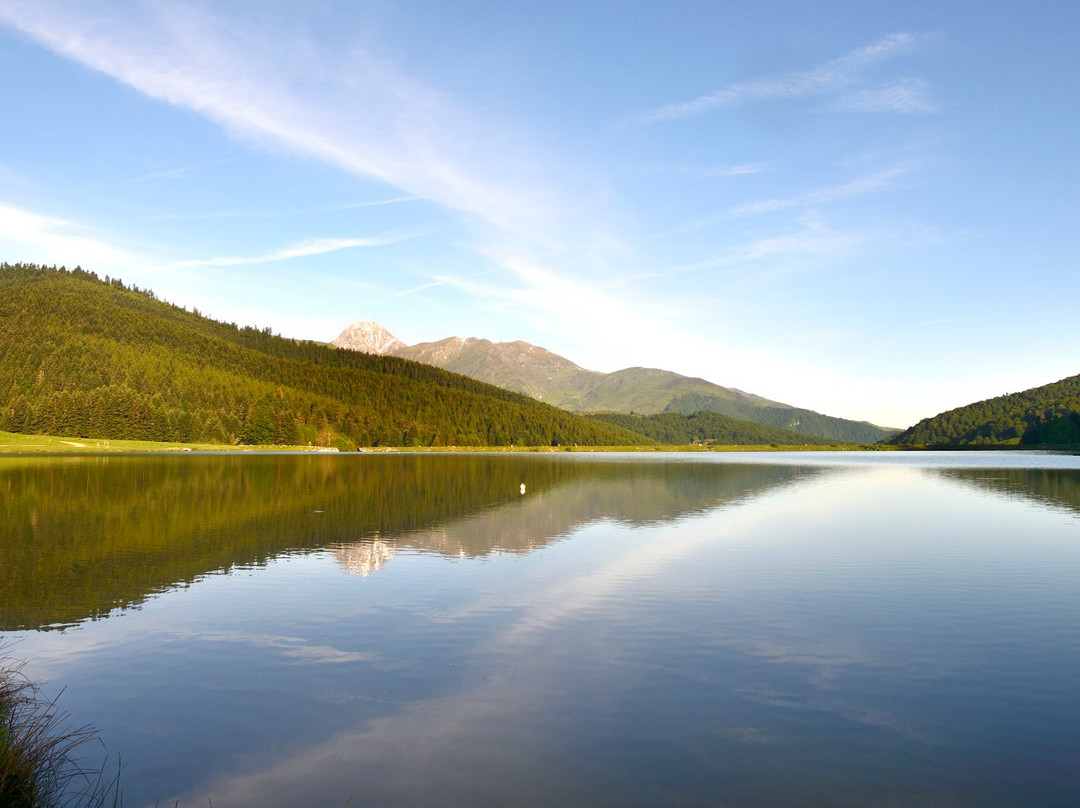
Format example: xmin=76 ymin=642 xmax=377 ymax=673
xmin=331 ymin=321 xmax=405 ymax=355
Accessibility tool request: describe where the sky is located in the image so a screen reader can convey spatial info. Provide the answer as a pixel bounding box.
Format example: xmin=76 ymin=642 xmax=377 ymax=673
xmin=0 ymin=1 xmax=1077 ymax=428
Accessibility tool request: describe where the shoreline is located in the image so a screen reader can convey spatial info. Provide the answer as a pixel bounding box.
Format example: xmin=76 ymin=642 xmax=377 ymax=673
xmin=0 ymin=429 xmax=881 ymax=454
xmin=3 ymin=430 xmax=1075 ymax=455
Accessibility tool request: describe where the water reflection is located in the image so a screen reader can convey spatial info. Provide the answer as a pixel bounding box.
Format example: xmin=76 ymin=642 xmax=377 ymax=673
xmin=2 ymin=454 xmax=1079 ymax=807
xmin=334 ymin=539 xmax=396 ymax=577
xmin=936 ymin=466 xmax=1080 ymax=517
xmin=0 ymin=453 xmax=810 ymax=630
xmin=151 ymin=460 xmax=1080 ymax=808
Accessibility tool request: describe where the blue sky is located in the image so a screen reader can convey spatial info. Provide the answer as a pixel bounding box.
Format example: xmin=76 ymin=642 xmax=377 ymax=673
xmin=0 ymin=1 xmax=1076 ymax=428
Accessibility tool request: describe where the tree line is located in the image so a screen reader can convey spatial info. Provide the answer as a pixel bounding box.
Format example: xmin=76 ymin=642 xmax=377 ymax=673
xmin=887 ymin=374 xmax=1080 ymax=446
xmin=587 ymin=410 xmax=840 ymax=446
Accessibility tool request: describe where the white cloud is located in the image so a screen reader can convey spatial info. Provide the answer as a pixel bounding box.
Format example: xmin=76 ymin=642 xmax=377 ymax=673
xmin=177 ymin=230 xmax=429 ymax=267
xmin=0 ymin=1 xmax=559 ymax=241
xmin=432 ymin=244 xmax=690 ymax=370
xmin=640 ymin=32 xmax=926 ymax=123
xmin=0 ymin=200 xmax=141 ymax=270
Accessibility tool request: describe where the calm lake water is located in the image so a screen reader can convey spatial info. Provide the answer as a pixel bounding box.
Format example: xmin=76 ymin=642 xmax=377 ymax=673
xmin=2 ymin=451 xmax=1079 ymax=807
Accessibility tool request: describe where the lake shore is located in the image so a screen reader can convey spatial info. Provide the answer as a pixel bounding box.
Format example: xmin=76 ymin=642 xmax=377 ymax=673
xmin=0 ymin=430 xmax=898 ymax=454
xmin=7 ymin=430 xmax=1073 ymax=455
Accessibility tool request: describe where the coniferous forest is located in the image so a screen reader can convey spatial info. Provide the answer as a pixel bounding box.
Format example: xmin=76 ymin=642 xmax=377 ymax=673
xmin=587 ymin=410 xmax=839 ymax=446
xmin=887 ymin=374 xmax=1080 ymax=446
xmin=0 ymin=263 xmax=650 ymax=448
xmin=663 ymin=393 xmax=892 ymax=444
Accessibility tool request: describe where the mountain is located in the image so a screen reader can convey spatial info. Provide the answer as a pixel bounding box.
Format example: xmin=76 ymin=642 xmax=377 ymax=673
xmin=397 ymin=337 xmax=600 ymax=403
xmin=332 ymin=321 xmax=894 ymax=443
xmin=887 ymin=374 xmax=1080 ymax=446
xmin=0 ymin=263 xmax=649 ymax=448
xmin=332 ymin=320 xmax=405 ymax=355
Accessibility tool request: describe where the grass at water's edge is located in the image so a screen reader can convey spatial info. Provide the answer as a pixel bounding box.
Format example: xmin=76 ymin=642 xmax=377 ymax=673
xmin=0 ymin=650 xmax=121 ymax=807
xmin=8 ymin=430 xmax=1074 ymax=455
xmin=0 ymin=430 xmax=292 ymax=453
xmin=0 ymin=430 xmax=887 ymax=454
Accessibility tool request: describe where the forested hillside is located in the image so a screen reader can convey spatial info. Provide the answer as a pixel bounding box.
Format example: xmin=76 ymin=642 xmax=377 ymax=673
xmin=887 ymin=374 xmax=1080 ymax=446
xmin=664 ymin=393 xmax=893 ymax=444
xmin=0 ymin=263 xmax=649 ymax=448
xmin=588 ymin=411 xmax=839 ymax=446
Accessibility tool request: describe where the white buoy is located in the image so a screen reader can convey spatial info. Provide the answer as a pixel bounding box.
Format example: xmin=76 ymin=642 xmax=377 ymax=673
xmin=520 ymin=483 xmax=526 ymax=495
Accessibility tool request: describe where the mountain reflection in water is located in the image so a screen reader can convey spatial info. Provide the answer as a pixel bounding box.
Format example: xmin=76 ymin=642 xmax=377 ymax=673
xmin=937 ymin=465 xmax=1080 ymax=516
xmin=0 ymin=453 xmax=810 ymax=629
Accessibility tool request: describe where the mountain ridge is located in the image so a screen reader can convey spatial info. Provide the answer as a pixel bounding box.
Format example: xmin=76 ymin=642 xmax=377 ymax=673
xmin=332 ymin=321 xmax=895 ymax=443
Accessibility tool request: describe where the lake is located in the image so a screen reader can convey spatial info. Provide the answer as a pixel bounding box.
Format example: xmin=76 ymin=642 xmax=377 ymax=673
xmin=2 ymin=451 xmax=1079 ymax=807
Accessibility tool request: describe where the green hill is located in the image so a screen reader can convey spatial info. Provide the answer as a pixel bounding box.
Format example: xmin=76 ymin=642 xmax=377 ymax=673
xmin=887 ymin=374 xmax=1080 ymax=446
xmin=0 ymin=263 xmax=650 ymax=448
xmin=662 ymin=392 xmax=894 ymax=444
xmin=587 ymin=410 xmax=840 ymax=446
xmin=574 ymin=367 xmax=768 ymax=413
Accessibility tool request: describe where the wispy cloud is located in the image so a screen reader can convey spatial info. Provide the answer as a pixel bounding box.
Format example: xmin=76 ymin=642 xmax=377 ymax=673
xmin=0 ymin=1 xmax=559 ymax=240
xmin=178 ymin=230 xmax=429 ymax=267
xmin=701 ymin=163 xmax=767 ymax=178
xmin=130 ymin=156 xmax=246 ymax=184
xmin=656 ymin=162 xmax=920 ymax=238
xmin=0 ymin=200 xmax=141 ymax=269
xmin=830 ymin=78 xmax=935 ymax=114
xmin=139 ymin=209 xmax=259 ymax=223
xmin=640 ymin=32 xmax=927 ymax=123
xmin=430 ymin=243 xmax=701 ymax=372
xmin=726 ymin=163 xmax=915 ymax=217
xmin=672 ymin=217 xmax=875 ymax=276
xmin=140 ymin=196 xmax=422 ymax=223
xmin=660 ymin=163 xmax=917 ymax=236
xmin=339 ymin=196 xmax=420 ymax=210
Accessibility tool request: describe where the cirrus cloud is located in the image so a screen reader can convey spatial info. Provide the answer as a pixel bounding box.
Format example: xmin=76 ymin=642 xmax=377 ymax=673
xmin=640 ymin=32 xmax=931 ymax=123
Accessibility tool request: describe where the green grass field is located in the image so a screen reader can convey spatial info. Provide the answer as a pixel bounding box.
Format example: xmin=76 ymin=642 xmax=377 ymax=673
xmin=0 ymin=431 xmax=316 ymax=453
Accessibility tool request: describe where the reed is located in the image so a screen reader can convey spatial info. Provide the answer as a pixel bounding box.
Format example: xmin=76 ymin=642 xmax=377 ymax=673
xmin=0 ymin=650 xmax=121 ymax=807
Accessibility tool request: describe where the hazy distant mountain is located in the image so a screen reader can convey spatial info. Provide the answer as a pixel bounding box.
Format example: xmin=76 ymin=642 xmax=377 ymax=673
xmin=331 ymin=321 xmax=895 ymax=443
xmin=887 ymin=373 xmax=1080 ymax=446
